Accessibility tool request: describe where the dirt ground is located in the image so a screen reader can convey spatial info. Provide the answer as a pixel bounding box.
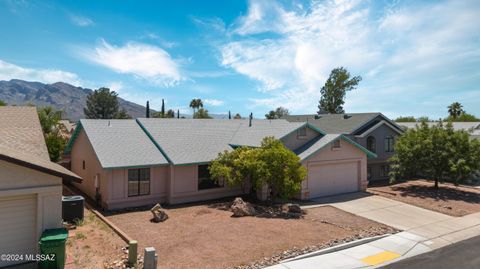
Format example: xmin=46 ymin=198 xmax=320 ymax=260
xmin=65 ymin=209 xmax=127 ymax=269
xmin=368 ymin=179 xmax=480 ymax=217
xmin=106 ymin=203 xmax=397 ymax=269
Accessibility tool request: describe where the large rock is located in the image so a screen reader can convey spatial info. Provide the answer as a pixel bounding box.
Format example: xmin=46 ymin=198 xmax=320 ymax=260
xmin=282 ymin=203 xmax=302 ymax=214
xmin=231 ymin=197 xmax=256 ymax=217
xmin=150 ymin=203 xmax=168 ymax=223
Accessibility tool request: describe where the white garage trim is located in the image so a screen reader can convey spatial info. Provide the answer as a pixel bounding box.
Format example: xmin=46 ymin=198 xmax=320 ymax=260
xmin=305 ymin=158 xmax=362 ymax=198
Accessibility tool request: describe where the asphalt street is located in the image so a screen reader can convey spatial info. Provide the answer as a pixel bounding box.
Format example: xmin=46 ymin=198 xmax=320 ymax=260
xmin=381 ymin=235 xmax=480 ymax=269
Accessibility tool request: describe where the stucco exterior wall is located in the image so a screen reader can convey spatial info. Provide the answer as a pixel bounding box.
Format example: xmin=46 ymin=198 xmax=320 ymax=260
xmin=281 ymin=126 xmax=321 ymax=151
xmin=70 ymin=129 xmax=108 ymax=202
xmin=169 ymin=164 xmax=242 ymax=204
xmin=0 ymin=160 xmax=62 ymax=240
xmin=104 ymin=166 xmax=168 ymax=210
xmin=300 ymin=139 xmax=368 ymax=199
xmin=353 ymin=122 xmax=399 ymax=181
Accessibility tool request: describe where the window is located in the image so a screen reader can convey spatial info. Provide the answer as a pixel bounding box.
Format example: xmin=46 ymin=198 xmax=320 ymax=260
xmin=82 ymin=160 xmax=85 ymax=170
xmin=332 ymin=139 xmax=341 ymax=149
xmin=367 ymin=136 xmax=376 ymax=153
xmin=198 ymin=164 xmax=222 ymax=190
xmin=297 ymin=127 xmax=307 ymax=138
xmin=128 ymin=168 xmax=150 ymax=197
xmin=381 ymin=165 xmax=390 ymax=177
xmin=385 ymin=136 xmax=395 ymax=152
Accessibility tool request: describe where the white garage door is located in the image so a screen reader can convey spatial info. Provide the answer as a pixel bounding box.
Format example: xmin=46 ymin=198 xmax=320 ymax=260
xmin=0 ymin=195 xmax=37 ymax=267
xmin=308 ymin=161 xmax=359 ymax=198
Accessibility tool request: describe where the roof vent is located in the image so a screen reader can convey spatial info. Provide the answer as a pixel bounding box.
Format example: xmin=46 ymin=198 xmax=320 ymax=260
xmin=343 ymin=114 xmax=351 ymax=119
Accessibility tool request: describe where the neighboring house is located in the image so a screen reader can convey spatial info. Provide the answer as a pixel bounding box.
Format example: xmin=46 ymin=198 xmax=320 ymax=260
xmin=65 ymin=118 xmax=376 ymax=210
xmin=0 ymin=106 xmax=81 ymax=268
xmin=284 ymin=113 xmax=404 ymax=182
xmin=396 ymin=121 xmax=480 ymax=140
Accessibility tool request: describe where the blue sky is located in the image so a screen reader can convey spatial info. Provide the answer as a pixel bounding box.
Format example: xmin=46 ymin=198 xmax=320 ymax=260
xmin=1 ymin=0 xmax=479 ymax=119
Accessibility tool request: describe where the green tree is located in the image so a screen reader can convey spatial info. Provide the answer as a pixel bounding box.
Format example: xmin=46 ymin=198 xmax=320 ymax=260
xmin=166 ymin=109 xmax=175 ymax=118
xmin=193 ymin=108 xmax=212 ymax=119
xmin=84 ymin=87 xmax=130 ymax=119
xmin=446 ymin=113 xmax=479 ymax=122
xmin=318 ymin=67 xmax=362 ymax=114
xmin=0 ymin=99 xmax=7 ymax=106
xmin=161 ymin=99 xmax=165 ymax=116
xmin=447 ymin=102 xmax=464 ymax=120
xmin=189 ymin=98 xmax=203 ymax=116
xmin=37 ymin=106 xmax=67 ymax=162
xmin=115 ymin=108 xmax=132 ymax=119
xmin=395 ymin=116 xmax=416 ymax=122
xmin=210 ymin=137 xmax=307 ymax=200
xmin=233 ymin=113 xmax=242 ymax=119
xmin=417 ymin=116 xmax=431 ymax=122
xmin=265 ymin=106 xmax=290 ymax=119
xmin=390 ymin=122 xmax=480 ymax=188
xmin=146 ymin=101 xmax=150 ymax=118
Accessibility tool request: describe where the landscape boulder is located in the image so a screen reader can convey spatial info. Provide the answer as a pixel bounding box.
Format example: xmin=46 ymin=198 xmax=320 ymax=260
xmin=230 ymin=197 xmax=256 ymax=217
xmin=150 ymin=203 xmax=168 ymax=223
xmin=281 ymin=203 xmax=302 ymax=214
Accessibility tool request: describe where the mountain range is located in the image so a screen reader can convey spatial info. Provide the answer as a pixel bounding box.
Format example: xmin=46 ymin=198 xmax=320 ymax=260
xmin=0 ymin=79 xmax=232 ymax=120
xmin=0 ymin=79 xmax=148 ymax=120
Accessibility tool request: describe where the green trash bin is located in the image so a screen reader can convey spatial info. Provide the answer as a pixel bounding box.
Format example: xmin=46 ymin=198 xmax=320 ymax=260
xmin=38 ymin=228 xmax=68 ymax=269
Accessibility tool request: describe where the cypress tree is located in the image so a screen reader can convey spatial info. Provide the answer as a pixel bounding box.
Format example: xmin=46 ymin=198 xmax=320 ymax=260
xmin=161 ymin=99 xmax=165 ymax=116
xmin=146 ymin=101 xmax=150 ymax=118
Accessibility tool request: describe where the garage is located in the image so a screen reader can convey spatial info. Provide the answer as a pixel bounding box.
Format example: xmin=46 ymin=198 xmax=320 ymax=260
xmin=307 ymin=161 xmax=360 ymax=198
xmin=0 ymin=194 xmax=37 ymax=267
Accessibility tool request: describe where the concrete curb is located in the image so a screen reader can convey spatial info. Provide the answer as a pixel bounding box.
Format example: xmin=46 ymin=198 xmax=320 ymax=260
xmin=282 ymin=234 xmax=393 ymax=263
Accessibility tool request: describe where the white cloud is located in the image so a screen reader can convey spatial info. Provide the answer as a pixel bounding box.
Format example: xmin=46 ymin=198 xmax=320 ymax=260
xmin=80 ymin=39 xmax=183 ymax=87
xmin=219 ymin=0 xmax=480 ymax=117
xmin=70 ymin=15 xmax=94 ymax=27
xmin=204 ymin=99 xmax=224 ymax=106
xmin=0 ymin=59 xmax=81 ymax=85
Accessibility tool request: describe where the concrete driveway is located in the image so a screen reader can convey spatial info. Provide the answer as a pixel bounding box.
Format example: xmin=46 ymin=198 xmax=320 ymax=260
xmin=304 ymin=192 xmax=453 ymax=231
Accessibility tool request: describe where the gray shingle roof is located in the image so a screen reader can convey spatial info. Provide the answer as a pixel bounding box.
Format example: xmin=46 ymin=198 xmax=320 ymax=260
xmin=295 ymin=134 xmax=341 ymax=161
xmin=137 ymin=118 xmax=307 ymax=165
xmin=284 ymin=113 xmax=381 ymax=134
xmin=0 ymin=106 xmax=50 ymax=160
xmin=79 ymin=119 xmax=169 ymax=168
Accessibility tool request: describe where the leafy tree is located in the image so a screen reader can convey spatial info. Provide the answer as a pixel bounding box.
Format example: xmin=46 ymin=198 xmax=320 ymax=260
xmin=166 ymin=109 xmax=175 ymax=118
xmin=210 ymin=137 xmax=307 ymax=200
xmin=417 ymin=116 xmax=431 ymax=122
xmin=318 ymin=67 xmax=362 ymax=114
xmin=266 ymin=107 xmax=290 ymax=119
xmin=233 ymin=113 xmax=242 ymax=119
xmin=84 ymin=87 xmax=130 ymax=119
xmin=0 ymin=99 xmax=7 ymax=106
xmin=193 ymin=108 xmax=212 ymax=119
xmin=115 ymin=108 xmax=132 ymax=119
xmin=390 ymin=122 xmax=480 ymax=188
xmin=447 ymin=102 xmax=464 ymax=120
xmin=395 ymin=116 xmax=416 ymax=122
xmin=446 ymin=113 xmax=479 ymax=122
xmin=37 ymin=106 xmax=67 ymax=162
xmin=189 ymin=98 xmax=203 ymax=116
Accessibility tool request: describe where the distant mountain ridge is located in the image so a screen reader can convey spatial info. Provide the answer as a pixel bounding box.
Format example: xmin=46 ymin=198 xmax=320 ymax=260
xmin=0 ymin=79 xmax=146 ymax=120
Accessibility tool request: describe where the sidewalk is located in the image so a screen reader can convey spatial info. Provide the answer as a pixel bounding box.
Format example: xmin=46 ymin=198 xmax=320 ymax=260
xmin=267 ymin=193 xmax=480 ymax=269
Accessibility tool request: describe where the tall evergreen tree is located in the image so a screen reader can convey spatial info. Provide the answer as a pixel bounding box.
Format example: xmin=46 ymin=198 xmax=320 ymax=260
xmin=146 ymin=101 xmax=150 ymax=118
xmin=161 ymin=99 xmax=165 ymax=116
xmin=318 ymin=67 xmax=361 ymax=114
xmin=84 ymin=87 xmax=130 ymax=119
xmin=228 ymin=110 xmax=231 ymax=119
xmin=177 ymin=109 xmax=180 ymax=119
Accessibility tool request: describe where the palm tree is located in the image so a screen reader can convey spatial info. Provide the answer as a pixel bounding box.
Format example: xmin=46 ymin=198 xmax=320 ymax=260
xmin=448 ymin=102 xmax=464 ymax=120
xmin=189 ymin=98 xmax=203 ymax=116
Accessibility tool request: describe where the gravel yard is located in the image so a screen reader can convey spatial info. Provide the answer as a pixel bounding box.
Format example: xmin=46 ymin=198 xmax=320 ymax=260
xmin=106 ymin=201 xmax=397 ymax=269
xmin=368 ymin=179 xmax=480 ymax=217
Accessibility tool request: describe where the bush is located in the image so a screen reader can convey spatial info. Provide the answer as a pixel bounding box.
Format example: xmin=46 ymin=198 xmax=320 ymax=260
xmin=209 ymin=137 xmax=306 ymax=200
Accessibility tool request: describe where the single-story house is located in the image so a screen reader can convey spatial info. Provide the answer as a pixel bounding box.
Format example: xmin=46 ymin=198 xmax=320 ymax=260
xmin=65 ymin=118 xmax=376 ymax=210
xmin=284 ymin=113 xmax=404 ymax=181
xmin=0 ymin=106 xmax=81 ymax=268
